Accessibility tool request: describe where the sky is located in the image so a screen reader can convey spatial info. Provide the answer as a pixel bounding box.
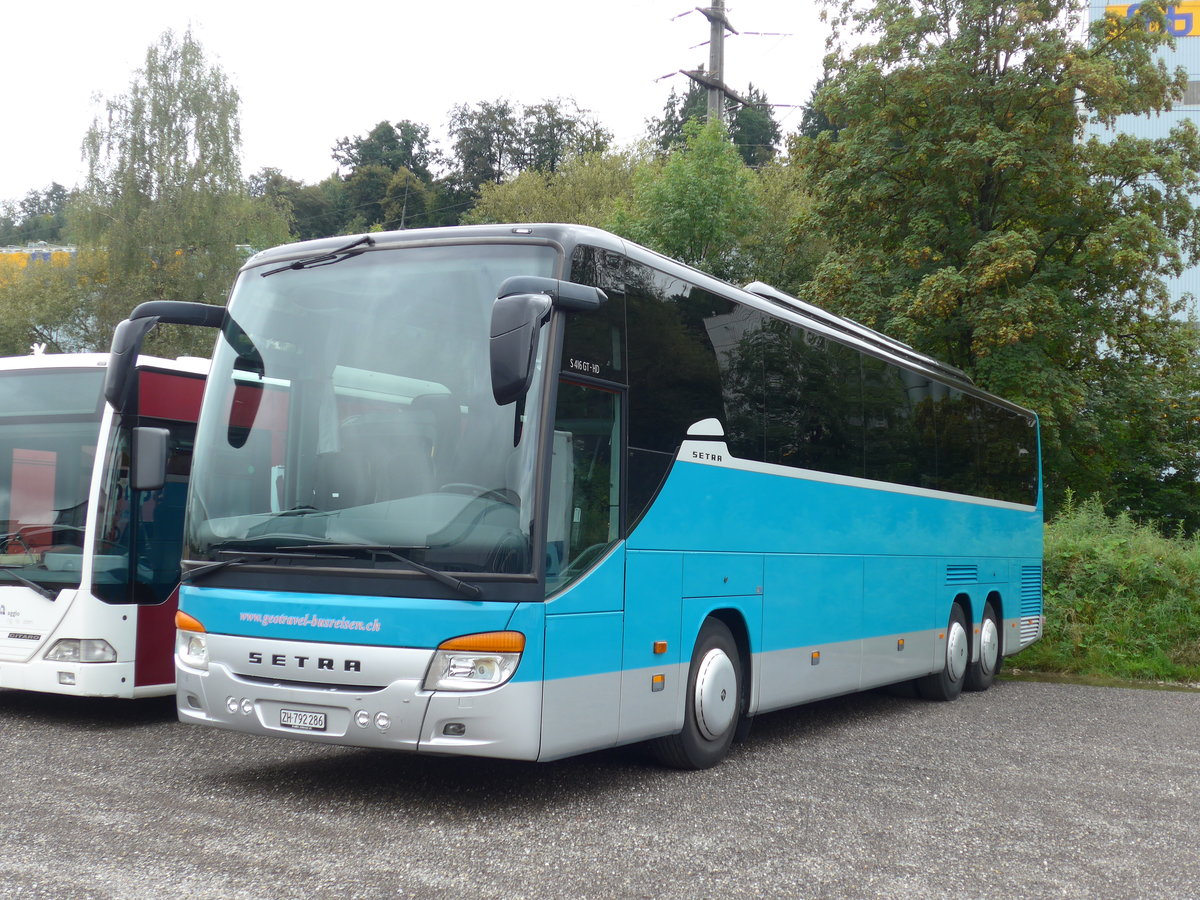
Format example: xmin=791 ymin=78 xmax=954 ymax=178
xmin=1 ymin=0 xmax=829 ymax=208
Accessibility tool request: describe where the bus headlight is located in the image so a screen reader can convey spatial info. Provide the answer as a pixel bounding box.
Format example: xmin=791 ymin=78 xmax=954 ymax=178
xmin=176 ymin=610 xmax=208 ymax=671
xmin=44 ymin=639 xmax=118 ymax=663
xmin=423 ymin=631 xmax=524 ymax=692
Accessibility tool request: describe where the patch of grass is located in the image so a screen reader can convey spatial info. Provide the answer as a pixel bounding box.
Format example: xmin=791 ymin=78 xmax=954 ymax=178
xmin=1011 ymin=493 xmax=1200 ymax=683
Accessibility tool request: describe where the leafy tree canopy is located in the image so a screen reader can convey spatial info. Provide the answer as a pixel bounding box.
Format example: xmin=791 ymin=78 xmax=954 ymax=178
xmin=69 ymin=28 xmax=290 ymax=354
xmin=647 ymin=81 xmax=782 ymax=166
xmin=796 ymin=0 xmax=1200 ymax=525
xmin=464 ymin=150 xmax=641 ymax=228
xmin=613 ymin=118 xmax=763 ymax=282
xmin=332 ymin=120 xmax=439 ymax=182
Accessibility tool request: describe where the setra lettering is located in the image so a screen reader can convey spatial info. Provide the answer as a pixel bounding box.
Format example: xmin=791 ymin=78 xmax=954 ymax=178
xmin=247 ymin=651 xmax=363 ymax=672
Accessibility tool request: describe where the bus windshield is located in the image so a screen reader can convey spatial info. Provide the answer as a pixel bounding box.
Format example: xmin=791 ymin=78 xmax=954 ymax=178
xmin=0 ymin=368 xmax=104 ymax=590
xmin=186 ymin=242 xmax=558 ymax=577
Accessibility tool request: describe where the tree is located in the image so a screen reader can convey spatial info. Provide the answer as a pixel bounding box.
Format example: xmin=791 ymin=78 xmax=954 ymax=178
xmin=797 ymin=75 xmax=837 ymax=140
xmin=447 ymin=99 xmax=522 ymax=195
xmin=332 ymin=120 xmax=438 ymax=182
xmin=0 ymin=250 xmax=106 ymax=354
xmin=612 ymin=119 xmax=762 ymax=282
xmin=795 ymin=0 xmax=1200 ymax=524
xmin=289 ymin=175 xmax=352 ymax=241
xmin=729 ymin=85 xmax=781 ymax=167
xmin=71 ymin=29 xmax=289 ymax=354
xmin=647 ymin=82 xmax=782 ymax=165
xmin=646 ymin=84 xmax=708 ymax=153
xmin=382 ymin=168 xmax=435 ymax=229
xmin=0 ymin=184 xmax=69 ymax=245
xmin=446 ymin=98 xmax=615 ymax=208
xmin=464 ymin=151 xmax=640 ymax=227
xmin=520 ymin=99 xmax=612 ymax=172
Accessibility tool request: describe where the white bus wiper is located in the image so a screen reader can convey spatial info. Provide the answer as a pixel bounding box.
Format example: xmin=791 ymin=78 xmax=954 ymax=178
xmin=290 ymin=544 xmax=484 ymax=600
xmin=0 ymin=566 xmax=56 ymax=600
xmin=260 ymin=236 xmax=375 ymax=277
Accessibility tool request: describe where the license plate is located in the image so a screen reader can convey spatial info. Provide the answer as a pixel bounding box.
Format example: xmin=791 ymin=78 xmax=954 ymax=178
xmin=279 ymin=708 xmax=327 ymax=731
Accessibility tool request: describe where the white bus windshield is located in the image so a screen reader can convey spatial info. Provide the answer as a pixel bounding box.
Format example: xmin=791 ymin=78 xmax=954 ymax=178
xmin=186 ymin=242 xmax=558 ymax=577
xmin=0 ymin=368 xmax=104 ymax=590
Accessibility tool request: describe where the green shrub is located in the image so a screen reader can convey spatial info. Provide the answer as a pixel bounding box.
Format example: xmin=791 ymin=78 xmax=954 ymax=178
xmin=1011 ymin=493 xmax=1200 ymax=682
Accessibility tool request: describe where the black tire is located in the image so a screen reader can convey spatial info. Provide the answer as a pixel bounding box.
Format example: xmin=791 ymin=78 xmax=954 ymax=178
xmin=964 ymin=601 xmax=1002 ymax=692
xmin=650 ymin=618 xmax=743 ymax=770
xmin=916 ymin=604 xmax=968 ymax=702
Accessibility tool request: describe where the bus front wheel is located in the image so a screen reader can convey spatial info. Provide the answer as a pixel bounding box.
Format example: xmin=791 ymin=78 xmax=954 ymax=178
xmin=916 ymin=604 xmax=968 ymax=702
xmin=650 ymin=617 xmax=742 ymax=770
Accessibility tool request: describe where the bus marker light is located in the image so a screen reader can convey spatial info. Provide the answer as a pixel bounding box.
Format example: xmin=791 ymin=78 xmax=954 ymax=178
xmin=897 ymin=639 xmax=905 ymax=651
xmin=653 ymin=641 xmax=667 ymax=654
xmin=176 ymin=610 xmax=206 ymax=633
xmin=811 ymin=651 xmax=820 ymax=666
xmin=651 ymin=673 xmax=665 ymax=692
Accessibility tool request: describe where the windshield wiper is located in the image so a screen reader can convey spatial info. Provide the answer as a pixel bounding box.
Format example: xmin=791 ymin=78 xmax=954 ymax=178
xmin=261 ymin=235 xmax=375 ymax=277
xmin=182 ymin=550 xmax=328 ymax=585
xmin=290 ymin=544 xmax=484 ymax=600
xmin=0 ymin=566 xmax=56 ymax=600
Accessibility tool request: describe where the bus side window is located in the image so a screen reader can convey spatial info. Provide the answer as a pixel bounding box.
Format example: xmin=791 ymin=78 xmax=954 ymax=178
xmin=546 ymin=380 xmax=621 ymax=593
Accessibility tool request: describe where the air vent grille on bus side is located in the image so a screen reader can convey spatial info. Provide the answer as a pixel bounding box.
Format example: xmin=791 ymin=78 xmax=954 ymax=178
xmin=945 ymin=564 xmax=978 ymax=584
xmin=1020 ymin=565 xmax=1043 ymax=643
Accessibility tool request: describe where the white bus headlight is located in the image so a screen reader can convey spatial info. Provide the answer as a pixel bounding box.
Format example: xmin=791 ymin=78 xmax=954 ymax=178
xmin=423 ymin=631 xmax=524 ymax=692
xmin=44 ymin=639 xmax=118 ymax=663
xmin=176 ymin=610 xmax=208 ymax=671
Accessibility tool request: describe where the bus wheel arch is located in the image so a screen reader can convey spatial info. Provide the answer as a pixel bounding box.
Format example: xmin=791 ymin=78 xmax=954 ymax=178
xmin=650 ymin=614 xmax=745 ymax=769
xmin=916 ymin=601 xmax=969 ymax=702
xmin=965 ymin=594 xmax=1002 ymax=692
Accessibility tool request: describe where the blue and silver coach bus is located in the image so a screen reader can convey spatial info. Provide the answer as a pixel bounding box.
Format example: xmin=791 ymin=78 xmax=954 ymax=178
xmin=109 ymin=224 xmax=1043 ymax=768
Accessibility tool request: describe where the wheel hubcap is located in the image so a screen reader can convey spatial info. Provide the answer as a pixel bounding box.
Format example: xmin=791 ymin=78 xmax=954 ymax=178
xmin=947 ymin=620 xmax=968 ymax=683
xmin=694 ymin=648 xmax=737 ymax=741
xmin=979 ymin=617 xmax=999 ymax=675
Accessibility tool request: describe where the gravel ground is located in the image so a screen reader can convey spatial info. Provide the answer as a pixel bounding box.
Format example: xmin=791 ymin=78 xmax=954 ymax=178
xmin=0 ymin=679 xmax=1197 ymax=900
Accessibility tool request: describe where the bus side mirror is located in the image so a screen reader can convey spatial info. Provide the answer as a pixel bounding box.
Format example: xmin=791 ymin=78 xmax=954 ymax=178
xmin=489 ymin=277 xmax=607 ymax=406
xmin=105 ymin=300 xmax=225 ymax=416
xmin=490 ymin=293 xmax=552 ymax=406
xmin=132 ymin=427 xmax=170 ymax=492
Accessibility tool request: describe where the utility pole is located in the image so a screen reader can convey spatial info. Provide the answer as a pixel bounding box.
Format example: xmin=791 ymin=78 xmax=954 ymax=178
xmin=681 ymin=2 xmax=750 ymax=127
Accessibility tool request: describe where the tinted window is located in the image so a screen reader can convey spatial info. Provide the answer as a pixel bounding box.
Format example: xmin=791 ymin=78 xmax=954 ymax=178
xmin=625 ymin=263 xmax=733 ymax=522
xmin=565 ymin=246 xmax=626 ymax=383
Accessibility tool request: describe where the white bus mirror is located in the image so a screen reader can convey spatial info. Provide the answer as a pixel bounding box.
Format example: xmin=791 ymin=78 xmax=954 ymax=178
xmin=132 ymin=427 xmax=170 ymax=492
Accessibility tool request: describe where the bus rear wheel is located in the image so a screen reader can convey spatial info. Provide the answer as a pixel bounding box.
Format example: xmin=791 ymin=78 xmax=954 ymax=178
xmin=964 ymin=602 xmax=1001 ymax=692
xmin=916 ymin=604 xmax=968 ymax=702
xmin=650 ymin=617 xmax=742 ymax=770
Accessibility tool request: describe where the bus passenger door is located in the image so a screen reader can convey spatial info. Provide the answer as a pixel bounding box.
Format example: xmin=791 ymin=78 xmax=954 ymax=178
xmin=540 ymin=380 xmax=626 ymax=760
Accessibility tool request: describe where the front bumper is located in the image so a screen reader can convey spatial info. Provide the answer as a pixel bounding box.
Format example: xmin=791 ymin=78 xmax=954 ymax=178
xmin=177 ymin=633 xmax=543 ymax=760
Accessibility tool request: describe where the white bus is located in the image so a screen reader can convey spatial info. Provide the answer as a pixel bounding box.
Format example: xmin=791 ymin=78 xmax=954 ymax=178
xmin=0 ymin=350 xmax=206 ymax=698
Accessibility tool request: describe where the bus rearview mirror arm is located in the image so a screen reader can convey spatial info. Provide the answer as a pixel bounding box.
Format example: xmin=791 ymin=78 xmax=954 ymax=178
xmin=490 ymin=278 xmax=607 ymax=406
xmin=105 ymin=301 xmax=225 ymax=416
